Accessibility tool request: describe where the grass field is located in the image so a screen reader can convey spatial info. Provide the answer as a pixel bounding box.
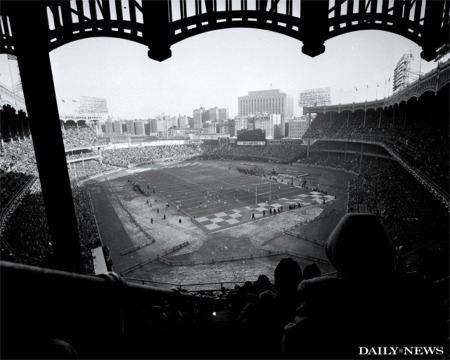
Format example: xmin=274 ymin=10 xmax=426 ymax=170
xmin=85 ymin=160 xmax=355 ymax=288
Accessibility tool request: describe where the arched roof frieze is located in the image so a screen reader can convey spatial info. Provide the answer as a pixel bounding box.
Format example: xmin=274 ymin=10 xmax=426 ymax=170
xmin=1 ymin=0 xmax=449 ymax=61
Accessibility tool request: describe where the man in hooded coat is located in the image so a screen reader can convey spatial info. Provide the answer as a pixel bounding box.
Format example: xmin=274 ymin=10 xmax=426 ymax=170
xmin=282 ymin=213 xmax=446 ymax=359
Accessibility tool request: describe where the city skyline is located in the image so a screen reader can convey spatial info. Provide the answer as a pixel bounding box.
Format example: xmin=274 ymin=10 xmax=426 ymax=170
xmin=1 ymin=28 xmax=448 ymax=119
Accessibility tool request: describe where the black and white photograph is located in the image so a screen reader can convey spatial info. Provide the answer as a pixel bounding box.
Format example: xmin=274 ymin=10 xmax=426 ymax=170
xmin=1 ymin=0 xmax=449 ymax=358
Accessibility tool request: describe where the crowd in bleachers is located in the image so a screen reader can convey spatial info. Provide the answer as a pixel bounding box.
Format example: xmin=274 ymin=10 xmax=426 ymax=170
xmin=1 ymin=181 xmax=102 ymax=274
xmin=0 ymin=137 xmax=37 ymax=175
xmin=298 ymin=152 xmax=362 ymax=173
xmin=298 ymin=150 xmax=448 ymax=278
xmin=309 ymin=140 xmax=392 ymax=158
xmin=348 ymin=158 xmax=448 ymax=265
xmin=102 ymin=144 xmax=204 ymax=167
xmin=62 ymin=125 xmax=106 ymax=150
xmin=0 ymin=171 xmax=34 ymax=215
xmin=303 ymin=103 xmax=449 ymax=193
xmin=68 ymin=160 xmax=116 ymax=181
xmin=199 ymin=143 xmax=307 ymax=163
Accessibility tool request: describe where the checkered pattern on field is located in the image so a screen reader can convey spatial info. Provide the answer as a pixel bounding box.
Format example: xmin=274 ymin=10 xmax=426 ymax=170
xmin=194 ymin=191 xmax=335 ymax=231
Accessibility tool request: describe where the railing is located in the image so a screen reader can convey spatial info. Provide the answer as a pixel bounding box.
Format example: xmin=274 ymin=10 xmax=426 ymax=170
xmin=120 ymin=242 xmax=190 ymax=276
xmin=1 ymin=260 xmax=213 ymax=301
xmin=0 ymin=176 xmax=36 ymax=231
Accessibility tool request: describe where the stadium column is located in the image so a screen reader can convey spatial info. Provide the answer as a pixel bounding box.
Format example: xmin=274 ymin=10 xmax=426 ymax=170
xmin=8 ymin=1 xmax=84 ymax=273
xmin=143 ymin=0 xmax=172 ymax=62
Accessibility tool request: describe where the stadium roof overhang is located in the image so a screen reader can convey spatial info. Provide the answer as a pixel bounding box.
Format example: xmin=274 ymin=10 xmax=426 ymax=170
xmin=1 ymin=0 xmax=449 ymax=61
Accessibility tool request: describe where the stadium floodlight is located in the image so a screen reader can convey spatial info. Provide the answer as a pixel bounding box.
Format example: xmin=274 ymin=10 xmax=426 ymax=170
xmin=392 ymin=53 xmax=419 ymax=93
xmin=298 ymin=87 xmax=331 ymax=108
xmin=77 ymin=96 xmax=109 ymax=114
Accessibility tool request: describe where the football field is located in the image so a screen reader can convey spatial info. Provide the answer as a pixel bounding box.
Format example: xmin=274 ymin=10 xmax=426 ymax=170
xmin=86 ymin=160 xmax=353 ymax=285
xmin=124 ymin=161 xmax=335 ymax=233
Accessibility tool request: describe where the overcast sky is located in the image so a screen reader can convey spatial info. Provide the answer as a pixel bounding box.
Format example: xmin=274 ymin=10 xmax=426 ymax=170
xmin=0 ymin=28 xmax=447 ymax=119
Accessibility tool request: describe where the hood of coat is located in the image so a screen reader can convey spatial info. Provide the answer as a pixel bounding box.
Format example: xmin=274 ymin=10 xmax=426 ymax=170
xmin=325 ymin=213 xmax=395 ymax=277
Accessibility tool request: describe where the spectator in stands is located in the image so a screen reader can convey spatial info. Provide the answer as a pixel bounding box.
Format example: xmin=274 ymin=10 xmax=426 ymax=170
xmin=251 ymin=274 xmax=273 ymax=294
xmin=238 ymin=258 xmax=303 ymax=356
xmin=302 ymin=263 xmax=321 ymax=280
xmin=282 ymin=213 xmax=445 ymax=358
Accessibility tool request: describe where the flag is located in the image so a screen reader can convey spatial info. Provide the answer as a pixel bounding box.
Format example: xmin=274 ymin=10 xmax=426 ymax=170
xmin=61 ymin=98 xmax=65 ymax=103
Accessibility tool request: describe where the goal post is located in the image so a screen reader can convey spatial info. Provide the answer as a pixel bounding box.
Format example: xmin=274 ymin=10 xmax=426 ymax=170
xmin=255 ymin=182 xmax=272 ymax=204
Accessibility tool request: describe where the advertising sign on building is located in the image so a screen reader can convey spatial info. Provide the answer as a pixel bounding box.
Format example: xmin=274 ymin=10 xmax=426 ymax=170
xmin=237 ymin=141 xmax=266 ymax=146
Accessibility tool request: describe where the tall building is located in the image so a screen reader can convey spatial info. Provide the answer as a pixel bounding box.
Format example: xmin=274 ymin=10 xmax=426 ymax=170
xmin=105 ymin=120 xmax=113 ymax=134
xmin=289 ymin=118 xmax=309 ymax=139
xmin=254 ymin=114 xmax=281 ymax=140
xmin=178 ymin=115 xmax=188 ymax=129
xmin=149 ymin=119 xmax=157 ymax=133
xmin=155 ymin=114 xmax=171 ymax=133
xmin=112 ymin=121 xmax=122 ymax=135
xmin=238 ymin=89 xmax=294 ymax=137
xmin=273 ymin=114 xmax=283 ymax=139
xmin=134 ymin=121 xmax=144 ymax=135
xmin=208 ymin=107 xmax=219 ymax=122
xmin=234 ymin=116 xmax=248 ymax=133
xmin=193 ymin=107 xmax=204 ymax=129
xmin=218 ymin=108 xmax=229 ymax=120
xmin=203 ymin=121 xmax=217 ymax=134
xmin=126 ymin=120 xmax=135 ymax=135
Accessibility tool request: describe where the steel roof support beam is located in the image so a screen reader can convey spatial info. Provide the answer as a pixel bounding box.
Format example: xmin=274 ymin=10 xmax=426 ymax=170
xmin=8 ymin=1 xmax=84 ymax=273
xmin=144 ymin=0 xmax=172 ymax=62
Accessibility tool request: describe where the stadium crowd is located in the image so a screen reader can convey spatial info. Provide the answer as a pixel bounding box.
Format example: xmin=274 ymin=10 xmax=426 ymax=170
xmin=303 ymin=107 xmax=449 ymax=193
xmin=0 ymin=137 xmax=37 ymax=175
xmin=68 ymin=160 xmax=116 ymax=181
xmin=1 ymin=181 xmax=102 ymax=274
xmin=62 ymin=125 xmax=106 ymax=149
xmin=199 ymin=143 xmax=307 ymax=163
xmin=101 ymin=144 xmax=203 ymax=166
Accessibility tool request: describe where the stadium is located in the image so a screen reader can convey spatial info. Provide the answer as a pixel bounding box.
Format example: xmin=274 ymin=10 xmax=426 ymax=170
xmin=1 ymin=1 xmax=449 ymax=359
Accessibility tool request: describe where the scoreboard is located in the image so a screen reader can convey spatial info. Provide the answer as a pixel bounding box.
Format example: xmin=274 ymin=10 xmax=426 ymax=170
xmin=237 ymin=129 xmax=266 ymax=145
